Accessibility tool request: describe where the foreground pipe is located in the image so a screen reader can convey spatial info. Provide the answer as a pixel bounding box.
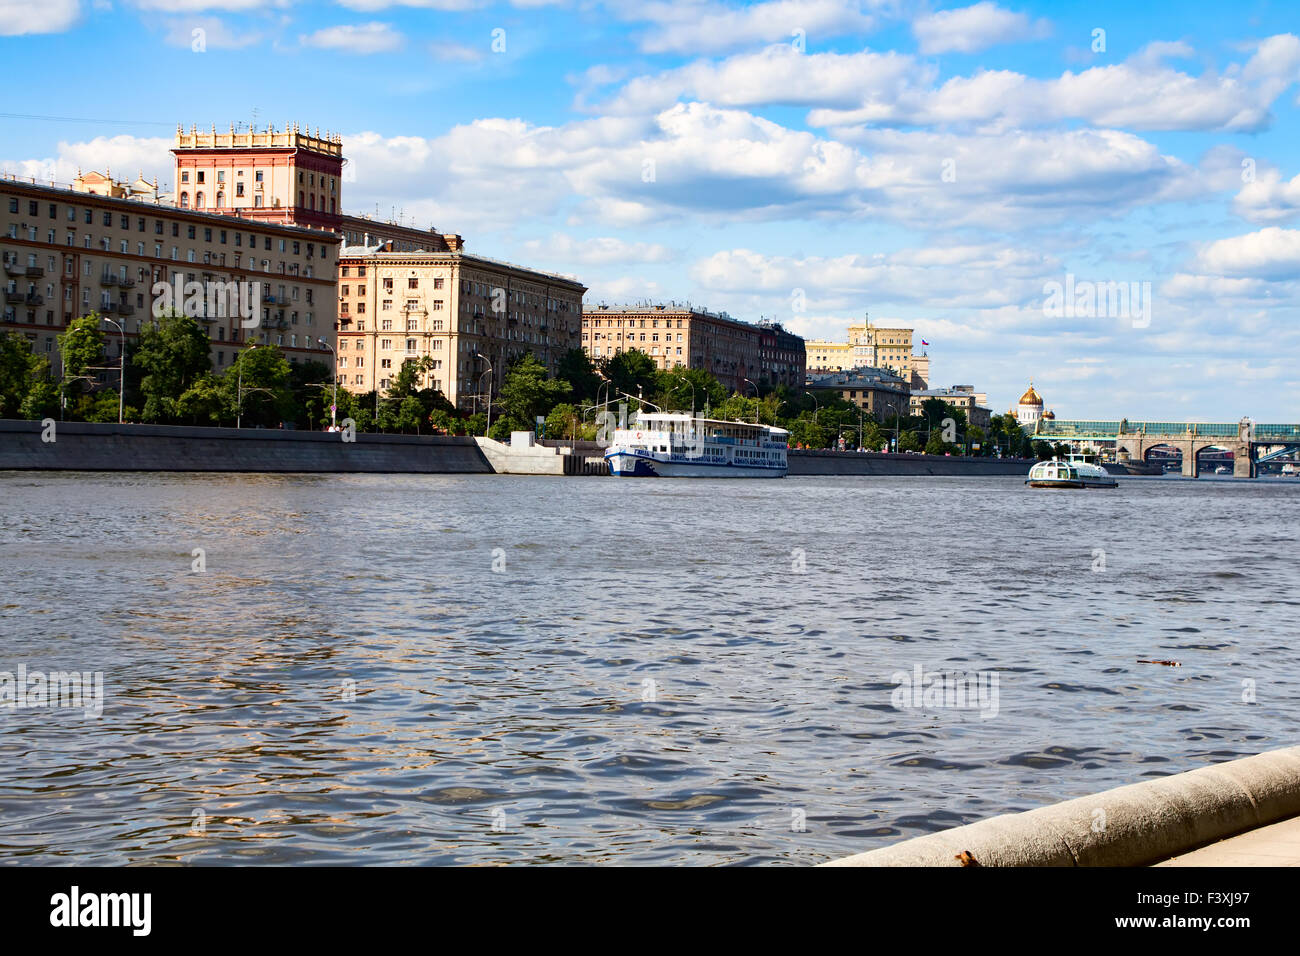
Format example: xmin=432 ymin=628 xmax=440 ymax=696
xmin=823 ymin=745 xmax=1300 ymax=867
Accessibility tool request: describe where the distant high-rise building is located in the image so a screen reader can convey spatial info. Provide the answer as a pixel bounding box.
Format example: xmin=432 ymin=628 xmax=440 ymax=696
xmin=806 ymin=316 xmax=929 ymax=390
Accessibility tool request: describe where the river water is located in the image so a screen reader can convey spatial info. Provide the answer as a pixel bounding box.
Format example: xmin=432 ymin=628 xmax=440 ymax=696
xmin=1 ymin=471 xmax=1297 ymax=865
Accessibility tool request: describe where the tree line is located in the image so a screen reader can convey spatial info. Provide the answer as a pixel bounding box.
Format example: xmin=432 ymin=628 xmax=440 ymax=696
xmin=0 ymin=315 xmax=1053 ymax=456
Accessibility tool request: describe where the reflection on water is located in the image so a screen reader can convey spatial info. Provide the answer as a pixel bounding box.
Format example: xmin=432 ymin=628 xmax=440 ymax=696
xmin=1 ymin=471 xmax=1297 ymax=864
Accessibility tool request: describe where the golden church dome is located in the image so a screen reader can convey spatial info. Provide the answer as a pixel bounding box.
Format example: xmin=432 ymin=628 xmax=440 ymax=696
xmin=1018 ymin=384 xmax=1043 ymax=406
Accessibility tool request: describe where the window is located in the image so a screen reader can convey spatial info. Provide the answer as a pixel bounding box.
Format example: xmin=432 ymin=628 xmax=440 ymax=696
xmin=405 ymin=339 xmax=417 ymax=352
xmin=408 ymin=278 xmax=418 ymax=289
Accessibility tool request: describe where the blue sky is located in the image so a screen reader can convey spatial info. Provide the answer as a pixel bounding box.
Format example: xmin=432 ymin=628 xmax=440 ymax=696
xmin=4 ymin=0 xmax=1300 ymax=420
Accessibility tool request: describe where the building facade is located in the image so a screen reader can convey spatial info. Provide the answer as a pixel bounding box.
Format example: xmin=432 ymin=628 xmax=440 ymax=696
xmin=336 ymin=243 xmax=586 ymax=410
xmin=756 ymin=320 xmax=807 ymax=389
xmin=582 ymin=304 xmax=804 ymax=394
xmin=2 ymin=173 xmax=339 ymax=379
xmin=910 ymin=385 xmax=993 ymax=430
xmin=807 ymin=318 xmax=929 ymax=390
xmin=1012 ymin=382 xmax=1045 ymax=427
xmin=172 ymin=124 xmax=344 ymax=232
xmin=805 ymin=367 xmax=911 ymax=419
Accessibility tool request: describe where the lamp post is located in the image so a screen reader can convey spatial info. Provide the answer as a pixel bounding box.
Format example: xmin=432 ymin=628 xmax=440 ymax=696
xmin=236 ymin=342 xmax=261 ymax=429
xmin=743 ymin=378 xmax=759 ymax=423
xmin=316 ymin=338 xmax=337 ymax=429
xmin=58 ymin=326 xmax=93 ymax=422
xmin=99 ymin=316 xmax=125 ymax=424
xmin=884 ymin=400 xmax=902 ymax=452
xmin=475 ymin=352 xmax=493 ymax=435
xmin=803 ymin=389 xmax=820 ymax=423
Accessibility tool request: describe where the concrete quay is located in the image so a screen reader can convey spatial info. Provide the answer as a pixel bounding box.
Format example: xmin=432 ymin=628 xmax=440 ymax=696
xmin=823 ymin=746 xmax=1300 ymax=867
xmin=0 ymin=418 xmax=492 ymax=473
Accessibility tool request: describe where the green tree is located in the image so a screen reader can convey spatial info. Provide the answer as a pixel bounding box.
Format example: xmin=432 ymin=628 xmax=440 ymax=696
xmin=655 ymin=366 xmax=725 ymax=414
xmin=176 ymin=373 xmax=232 ymax=425
xmin=227 ymin=342 xmax=291 ymax=427
xmin=601 ymin=349 xmax=657 ymax=402
xmin=498 ymin=354 xmax=571 ymax=429
xmin=133 ymin=312 xmax=212 ymax=423
xmin=0 ymin=332 xmax=50 ymax=419
xmin=545 ymin=402 xmax=583 ymax=440
xmin=898 ymin=430 xmax=923 ymax=452
xmin=556 ymin=348 xmax=601 ymax=404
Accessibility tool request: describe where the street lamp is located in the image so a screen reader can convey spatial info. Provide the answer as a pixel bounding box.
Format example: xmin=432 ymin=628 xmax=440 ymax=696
xmin=475 ymin=352 xmax=493 ymax=435
xmin=58 ymin=326 xmax=94 ymax=422
xmin=743 ymin=378 xmax=759 ymax=423
xmin=99 ymin=316 xmax=126 ymax=424
xmin=803 ymin=389 xmax=820 ymax=423
xmin=236 ymin=342 xmax=261 ymax=429
xmin=316 ymin=338 xmax=337 ymax=429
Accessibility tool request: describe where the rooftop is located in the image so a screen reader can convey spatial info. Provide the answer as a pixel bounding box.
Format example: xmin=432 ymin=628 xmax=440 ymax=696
xmin=0 ymin=171 xmax=341 ymax=240
xmin=806 ymin=366 xmax=910 ymax=389
xmin=336 ymin=246 xmax=585 ymax=288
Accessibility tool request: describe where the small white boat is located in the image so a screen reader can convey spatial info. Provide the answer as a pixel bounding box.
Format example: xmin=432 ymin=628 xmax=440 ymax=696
xmin=1026 ymin=454 xmax=1118 ymax=489
xmin=605 ymin=412 xmax=788 ymax=478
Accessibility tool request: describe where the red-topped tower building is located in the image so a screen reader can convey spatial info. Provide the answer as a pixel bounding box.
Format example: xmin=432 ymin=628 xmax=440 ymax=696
xmin=171 ymin=123 xmax=344 ymax=232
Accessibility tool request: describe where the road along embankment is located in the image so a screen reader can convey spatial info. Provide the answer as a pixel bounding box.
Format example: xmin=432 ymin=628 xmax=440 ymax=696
xmin=788 ymin=449 xmax=1035 ymax=476
xmin=822 ymin=745 xmax=1300 ymax=867
xmin=0 ymin=419 xmax=492 ymax=473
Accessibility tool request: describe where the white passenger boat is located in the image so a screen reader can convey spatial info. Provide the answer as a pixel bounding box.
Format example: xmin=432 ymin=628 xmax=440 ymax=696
xmin=605 ymin=413 xmax=788 ymax=478
xmin=1026 ymin=454 xmax=1119 ymax=489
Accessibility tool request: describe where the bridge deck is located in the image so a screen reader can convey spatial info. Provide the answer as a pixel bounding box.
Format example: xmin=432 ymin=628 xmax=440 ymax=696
xmin=1035 ymin=421 xmax=1299 ymax=441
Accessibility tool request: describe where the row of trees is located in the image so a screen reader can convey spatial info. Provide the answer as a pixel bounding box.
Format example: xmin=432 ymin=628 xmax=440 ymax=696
xmin=0 ymin=313 xmax=1052 ymax=456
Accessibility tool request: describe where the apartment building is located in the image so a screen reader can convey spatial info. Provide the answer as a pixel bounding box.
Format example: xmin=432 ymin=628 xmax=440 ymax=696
xmin=336 ymin=243 xmax=586 ymax=409
xmin=582 ymin=304 xmax=805 ymax=394
xmin=757 ymin=320 xmax=806 ymax=389
xmin=1 ymin=172 xmax=340 ymax=376
xmin=805 ymin=367 xmax=911 ymax=420
xmin=807 ymin=318 xmax=930 ymax=390
xmin=910 ymin=385 xmax=993 ymax=430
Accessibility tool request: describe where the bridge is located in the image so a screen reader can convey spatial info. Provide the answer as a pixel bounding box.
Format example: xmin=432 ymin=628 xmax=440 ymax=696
xmin=1032 ymin=418 xmax=1300 ymax=478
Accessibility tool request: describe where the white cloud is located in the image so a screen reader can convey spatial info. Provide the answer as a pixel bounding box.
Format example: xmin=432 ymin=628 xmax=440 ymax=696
xmin=913 ymin=2 xmax=1050 ymax=55
xmin=0 ymin=0 xmax=80 ymax=34
xmin=429 ymin=41 xmax=486 ymax=62
xmin=163 ymin=16 xmax=262 ymax=49
xmin=1192 ymin=227 xmax=1300 ymax=281
xmin=336 ymin=0 xmax=479 ymax=9
xmin=0 ymin=135 xmax=173 ymax=190
xmin=300 ymin=22 xmax=404 ymax=54
xmin=596 ymin=36 xmax=1300 ymax=134
xmin=1235 ymin=169 xmax=1300 ymax=225
xmin=519 ymin=234 xmax=678 ymax=265
xmin=129 ymin=0 xmax=290 ymax=10
xmin=621 ymin=0 xmax=877 ymax=56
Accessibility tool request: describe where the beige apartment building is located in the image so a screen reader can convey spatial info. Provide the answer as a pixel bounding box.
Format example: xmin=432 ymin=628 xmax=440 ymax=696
xmin=1 ymin=171 xmax=339 ymax=377
xmin=910 ymin=385 xmax=992 ymax=430
xmin=582 ymin=304 xmax=804 ymax=393
xmin=336 ymin=243 xmax=586 ymax=410
xmin=806 ymin=367 xmax=911 ymax=420
xmin=807 ymin=318 xmax=929 ymax=390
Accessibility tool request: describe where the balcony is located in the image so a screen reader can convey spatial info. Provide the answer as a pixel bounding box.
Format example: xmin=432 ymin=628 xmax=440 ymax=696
xmin=25 ymin=294 xmax=43 ymax=306
xmin=3 ymin=263 xmax=23 ymax=277
xmin=25 ymin=265 xmax=44 ymax=277
xmin=4 ymin=291 xmax=23 ymax=304
xmin=119 ymin=303 xmax=136 ymax=316
xmin=120 ymin=277 xmax=135 ymax=289
xmin=99 ymin=274 xmax=118 ymax=286
xmin=100 ymin=302 xmax=118 ymax=314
